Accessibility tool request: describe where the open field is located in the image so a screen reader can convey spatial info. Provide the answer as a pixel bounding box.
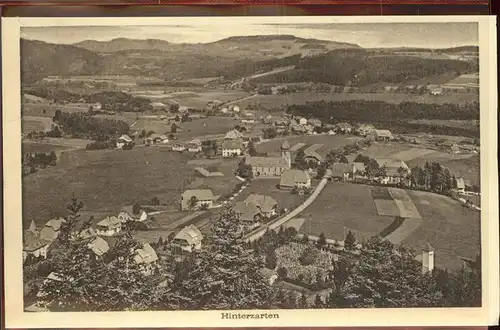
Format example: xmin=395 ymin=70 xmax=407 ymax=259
xmin=22 ymin=142 xmax=72 ymax=155
xmin=186 ymin=158 xmax=241 ymax=197
xmin=22 ymin=147 xmax=196 ymax=228
xmin=408 ymin=119 xmax=479 ymax=131
xmin=22 ymin=116 xmax=53 ymax=133
xmin=257 ymin=135 xmax=363 ymax=155
xmin=131 ymin=90 xmax=251 ymax=109
xmin=234 ymin=178 xmax=307 ymax=212
xmin=403 ymin=190 xmax=480 ymax=270
xmin=299 ymin=183 xmax=394 ymax=241
xmin=407 ymin=154 xmax=480 ymax=186
xmin=22 ymin=102 xmax=90 ymax=118
xmin=23 ymin=138 xmax=91 ymax=155
xmin=349 ymin=141 xmax=480 ymax=185
xmin=229 ymin=91 xmax=479 ymax=109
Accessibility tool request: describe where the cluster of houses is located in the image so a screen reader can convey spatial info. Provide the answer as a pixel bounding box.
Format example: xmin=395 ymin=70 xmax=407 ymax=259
xmin=232 ymin=194 xmax=279 ymax=228
xmin=383 ymin=73 xmax=479 ymax=95
xmin=171 ymin=138 xmax=203 ymax=153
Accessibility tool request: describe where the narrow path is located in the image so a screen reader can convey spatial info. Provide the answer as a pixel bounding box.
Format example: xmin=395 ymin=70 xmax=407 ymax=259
xmin=384 ymin=217 xmax=423 ymax=245
xmin=164 ymin=210 xmax=207 ymax=230
xmin=244 ymin=178 xmax=328 ymax=242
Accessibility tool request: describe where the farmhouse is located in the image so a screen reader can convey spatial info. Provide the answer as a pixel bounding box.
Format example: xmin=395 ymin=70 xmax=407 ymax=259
xmin=225 ymin=129 xmax=244 ymax=140
xmin=330 ymin=163 xmax=355 ymax=181
xmin=23 ymin=221 xmax=50 ymax=262
xmin=290 ymin=123 xmax=307 ymax=134
xmin=303 ymin=149 xmax=324 ymax=164
xmin=374 ymin=158 xmax=410 ymax=184
xmin=181 ymin=189 xmax=216 ymax=211
xmin=119 ymin=205 xmax=148 ymax=222
xmin=187 ymin=139 xmax=203 ymax=153
xmin=117 ymin=135 xmax=133 ymax=149
xmin=96 ymin=216 xmax=122 ymax=237
xmin=245 ymin=140 xmax=291 ymax=177
xmin=335 ymin=122 xmax=353 ymax=134
xmin=456 ymin=177 xmax=466 ymax=193
xmin=373 ymin=129 xmax=394 ymax=141
xmin=442 ymin=73 xmax=479 ymax=93
xmin=233 ymin=194 xmax=278 ymax=223
xmin=299 ymin=118 xmax=308 ymax=126
xmin=429 ymin=87 xmax=444 ymax=95
xmin=39 ymin=217 xmax=66 ymax=242
xmin=171 ymin=225 xmax=204 ymax=253
xmin=134 ymin=243 xmax=158 ymax=276
xmin=87 ymin=236 xmax=110 ymax=257
xmin=308 ymin=118 xmax=322 ymax=128
xmin=222 ymin=139 xmax=244 ymax=157
xmin=356 ymin=124 xmax=376 ymax=136
xmin=172 ymin=144 xmax=186 ymax=152
xmin=353 ymin=162 xmax=366 ymax=175
xmin=280 ymin=169 xmax=311 ymax=189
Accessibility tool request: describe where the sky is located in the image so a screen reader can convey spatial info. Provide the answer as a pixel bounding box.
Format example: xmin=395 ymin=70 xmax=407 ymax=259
xmin=21 ymin=22 xmax=478 ymax=49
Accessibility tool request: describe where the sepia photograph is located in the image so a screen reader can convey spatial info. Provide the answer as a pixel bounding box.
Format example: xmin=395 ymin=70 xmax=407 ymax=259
xmin=2 ymin=15 xmax=498 ymax=328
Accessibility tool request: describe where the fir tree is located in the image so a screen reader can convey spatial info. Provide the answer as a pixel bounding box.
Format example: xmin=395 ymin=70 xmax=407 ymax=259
xmin=168 ymin=211 xmax=276 ymax=310
xmin=344 ymin=230 xmax=356 ymax=251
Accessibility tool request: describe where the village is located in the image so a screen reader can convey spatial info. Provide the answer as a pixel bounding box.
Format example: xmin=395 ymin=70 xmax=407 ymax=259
xmin=23 ymin=103 xmax=482 ymax=310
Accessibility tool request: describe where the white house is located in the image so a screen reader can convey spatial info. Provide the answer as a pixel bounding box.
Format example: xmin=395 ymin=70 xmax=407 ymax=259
xmin=421 ymin=243 xmax=435 ymax=274
xmin=171 ymin=225 xmax=204 ymax=253
xmin=181 ymin=189 xmax=216 ymax=211
xmin=95 ymin=216 xmax=122 ymax=237
xmin=23 ymin=221 xmax=50 ymax=262
xmin=299 ymin=117 xmax=308 ymax=126
xmin=222 ymin=139 xmax=244 ymax=157
xmin=232 ymin=105 xmax=241 ymax=113
xmin=119 ymin=206 xmax=148 ymax=222
xmin=134 ymin=243 xmax=158 ymax=276
xmin=117 ymin=135 xmax=133 ymax=149
xmin=456 ymin=177 xmax=466 ymax=194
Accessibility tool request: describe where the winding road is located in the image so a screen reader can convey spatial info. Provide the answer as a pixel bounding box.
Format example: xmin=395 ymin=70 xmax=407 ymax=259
xmin=243 ymin=177 xmax=329 ymax=242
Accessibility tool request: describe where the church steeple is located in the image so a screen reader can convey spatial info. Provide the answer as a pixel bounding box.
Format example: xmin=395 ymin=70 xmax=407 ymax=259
xmin=281 ymin=140 xmax=291 ymax=169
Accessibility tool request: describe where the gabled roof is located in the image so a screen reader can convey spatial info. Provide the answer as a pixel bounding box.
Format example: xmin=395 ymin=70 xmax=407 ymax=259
xmin=456 ymin=177 xmax=466 ymax=189
xmin=118 ymin=135 xmax=132 ymax=143
xmin=23 ymin=230 xmax=50 ymax=252
xmin=375 ymin=158 xmax=408 ymax=169
xmin=375 ymin=129 xmax=393 ymax=137
xmin=331 ymin=163 xmax=355 ymax=177
xmin=245 ymin=194 xmax=277 ymax=213
xmin=225 ymin=129 xmax=244 ymax=140
xmin=280 ymin=169 xmax=310 ymax=186
xmin=121 ymin=206 xmax=146 ymax=217
xmin=174 ymin=225 xmax=203 ymax=245
xmin=88 ymin=236 xmax=110 ymax=256
xmin=28 ymin=220 xmax=37 ymax=233
xmin=222 ymin=139 xmax=244 ymax=150
xmin=96 ymin=216 xmax=122 ymax=229
xmin=44 ymin=217 xmax=66 ymax=231
xmin=232 ymin=201 xmax=261 ymax=222
xmin=189 ymin=139 xmax=202 ymax=146
xmin=182 ymin=189 xmax=215 ymax=201
xmin=281 ymin=140 xmax=291 ymax=150
xmin=308 ymin=118 xmax=322 ymax=127
xmin=134 ymin=243 xmax=158 ymax=265
xmin=245 ymin=156 xmax=289 ymax=168
xmin=353 ymin=162 xmax=366 ymax=173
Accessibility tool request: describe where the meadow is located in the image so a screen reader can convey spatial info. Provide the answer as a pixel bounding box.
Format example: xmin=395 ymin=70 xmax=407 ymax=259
xmin=257 ymin=135 xmax=363 ymax=155
xmin=403 ymin=190 xmax=480 ymax=270
xmin=229 ymin=91 xmax=479 ymax=109
xmin=22 ymin=147 xmax=196 ymax=228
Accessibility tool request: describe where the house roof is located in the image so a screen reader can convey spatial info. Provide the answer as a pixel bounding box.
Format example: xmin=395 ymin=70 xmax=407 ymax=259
xmin=232 ymin=201 xmax=261 ymax=221
xmin=23 ymin=230 xmax=50 ymax=252
xmin=222 ymin=139 xmax=244 ymax=150
xmin=174 ymin=225 xmax=203 ymax=245
xmin=423 ymin=242 xmax=435 ymax=252
xmin=118 ymin=135 xmax=132 ymax=143
xmin=121 ymin=206 xmax=146 ymax=217
xmin=76 ymin=227 xmax=98 ymax=240
xmin=225 ymin=129 xmax=244 ymax=140
xmin=353 ymin=162 xmax=366 ymax=173
xmin=375 ymin=158 xmax=409 ymax=176
xmin=44 ymin=217 xmax=66 ymax=231
xmin=331 ymin=163 xmax=355 ymax=177
xmin=134 ymin=243 xmax=158 ymax=265
xmin=281 ymin=140 xmax=291 ymax=150
xmin=245 ymin=156 xmax=289 ymax=168
xmin=28 ymin=220 xmax=37 ymax=233
xmin=280 ymin=169 xmax=310 ymax=186
xmin=189 ymin=139 xmax=202 ymax=146
xmin=182 ymin=189 xmax=215 ymax=201
xmin=304 ymin=150 xmax=323 ymax=162
xmin=308 ymin=118 xmax=322 ymax=127
xmin=375 ymin=129 xmax=393 ymax=137
xmin=96 ymin=216 xmax=122 ymax=229
xmin=88 ymin=236 xmax=110 ymax=256
xmin=245 ymin=194 xmax=277 ymax=213
xmin=456 ymin=177 xmax=466 ymax=189
xmin=336 ymin=122 xmax=353 ymax=129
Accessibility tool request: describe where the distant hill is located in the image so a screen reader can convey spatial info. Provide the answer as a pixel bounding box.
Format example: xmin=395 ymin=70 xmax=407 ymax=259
xmin=369 ymin=45 xmax=479 ymax=54
xmin=21 ymin=39 xmax=104 ymax=84
xmin=75 ymin=38 xmax=172 ymax=53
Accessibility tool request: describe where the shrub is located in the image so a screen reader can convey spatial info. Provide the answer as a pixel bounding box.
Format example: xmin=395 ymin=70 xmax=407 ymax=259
xmin=298 ymin=246 xmax=319 ymax=266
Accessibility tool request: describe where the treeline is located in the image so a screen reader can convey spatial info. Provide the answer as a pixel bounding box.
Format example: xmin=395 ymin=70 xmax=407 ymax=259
xmin=22 ymin=151 xmax=57 ymax=175
xmin=251 ymin=49 xmax=477 ymax=86
xmin=219 ymin=54 xmax=301 ymax=80
xmin=23 ymin=88 xmax=152 ymax=112
xmin=52 ymin=110 xmax=129 ymax=141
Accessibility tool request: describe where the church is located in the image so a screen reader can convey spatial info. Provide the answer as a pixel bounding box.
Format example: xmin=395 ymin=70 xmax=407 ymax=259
xmin=245 ymin=140 xmax=291 ymax=178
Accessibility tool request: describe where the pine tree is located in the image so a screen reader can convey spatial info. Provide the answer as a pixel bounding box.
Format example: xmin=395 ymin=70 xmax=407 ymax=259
xmin=317 ymin=232 xmax=327 ymax=249
xmin=314 ymin=294 xmax=324 ymax=308
xmin=168 ymin=211 xmax=277 ymax=310
xmin=344 ymin=230 xmax=356 ymax=251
